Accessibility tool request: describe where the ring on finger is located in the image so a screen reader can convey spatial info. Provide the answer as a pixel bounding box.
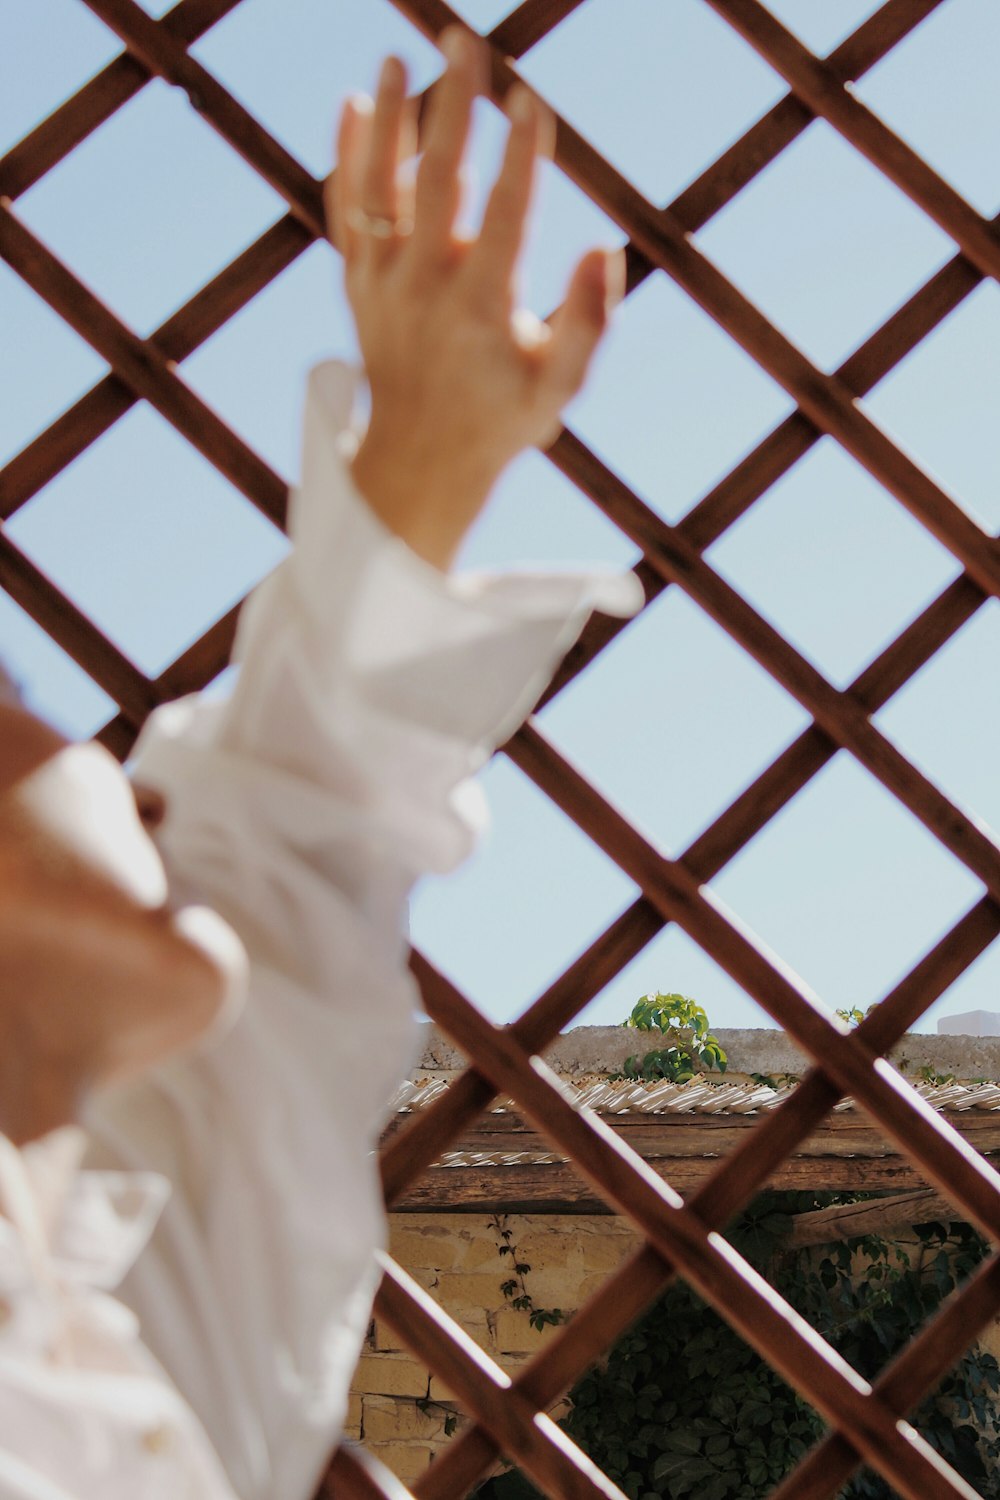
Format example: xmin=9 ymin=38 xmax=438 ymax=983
xmin=347 ymin=206 xmax=414 ymax=239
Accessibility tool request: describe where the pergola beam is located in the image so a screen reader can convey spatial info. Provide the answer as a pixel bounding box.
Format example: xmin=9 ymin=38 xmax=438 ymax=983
xmin=384 ymin=1107 xmax=1000 ymax=1212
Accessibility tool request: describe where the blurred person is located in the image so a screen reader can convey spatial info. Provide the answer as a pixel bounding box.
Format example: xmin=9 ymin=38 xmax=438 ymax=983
xmin=0 ymin=30 xmax=639 ymax=1500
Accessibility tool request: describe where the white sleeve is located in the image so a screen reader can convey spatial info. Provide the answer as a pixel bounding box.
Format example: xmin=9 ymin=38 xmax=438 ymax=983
xmin=83 ymin=361 xmax=643 ymax=1500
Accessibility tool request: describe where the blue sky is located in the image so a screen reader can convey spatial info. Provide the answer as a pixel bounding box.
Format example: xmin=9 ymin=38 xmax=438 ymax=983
xmin=4 ymin=0 xmax=1000 ymax=1036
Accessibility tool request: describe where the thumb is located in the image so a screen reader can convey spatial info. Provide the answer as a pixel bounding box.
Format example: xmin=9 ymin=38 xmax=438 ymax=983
xmin=545 ymin=247 xmax=624 ymax=401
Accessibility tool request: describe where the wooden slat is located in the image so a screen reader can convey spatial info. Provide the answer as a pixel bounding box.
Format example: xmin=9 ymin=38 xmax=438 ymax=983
xmin=668 ymin=0 xmax=945 ymax=234
xmin=381 ymin=902 xmax=662 ymax=1205
xmin=504 ymin=729 xmax=1000 ymax=1237
xmin=382 ymin=563 xmax=991 ymax=1229
xmin=374 ymin=3 xmax=1000 ymax=1486
xmin=0 ymin=528 xmax=154 ymax=725
xmin=375 ymin=1257 xmax=626 ymax=1500
xmin=385 ymin=773 xmax=994 ymax=1206
xmin=487 ymin=0 xmax=587 ymax=55
xmin=663 ymin=226 xmax=991 ymax=549
xmin=533 ymin=442 xmax=1000 ymax=900
xmin=1 ymin=213 xmax=312 ymax=518
xmin=392 ymin=0 xmax=1000 ymax=605
xmin=7 ymin=2 xmax=1000 ymax=1497
xmin=678 ymin=574 xmax=985 ymax=879
xmin=0 ymin=204 xmax=288 ymax=526
xmin=542 ymin=213 xmax=994 ymax=710
xmin=708 ymin=0 xmax=1000 ymax=284
xmin=81 ymin=0 xmax=325 ymax=238
xmin=411 ymin=974 xmax=979 ymax=1500
xmin=2 ymin=0 xmax=580 ymax=526
xmin=769 ymin=1250 xmax=1000 ymax=1500
xmin=0 ymin=0 xmax=242 ymax=200
xmin=415 ymin=897 xmax=1000 ymax=1499
xmin=4 ymin=0 xmax=973 ymax=745
xmin=74 ymin=0 xmax=587 ymax=260
xmin=324 ymin=1445 xmax=417 ymax=1500
xmin=384 ymin=1103 xmax=1000 ymax=1164
xmin=95 ymin=605 xmax=240 ymax=758
xmin=390 ymin=887 xmax=998 ymax=1237
xmin=417 ymin=898 xmax=1000 ymax=1497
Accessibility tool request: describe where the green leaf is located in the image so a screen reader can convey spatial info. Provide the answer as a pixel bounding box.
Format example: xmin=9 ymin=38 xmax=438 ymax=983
xmin=662 ymin=1429 xmax=701 ymax=1454
xmin=652 ymin=1453 xmax=696 ymax=1482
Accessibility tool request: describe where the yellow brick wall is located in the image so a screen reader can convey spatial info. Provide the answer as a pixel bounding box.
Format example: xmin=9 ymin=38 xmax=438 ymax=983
xmin=349 ymin=1212 xmax=640 ymax=1484
xmin=349 ymin=1214 xmax=1000 ymax=1486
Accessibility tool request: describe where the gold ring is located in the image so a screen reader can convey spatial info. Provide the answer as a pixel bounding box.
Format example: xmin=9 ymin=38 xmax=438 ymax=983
xmin=346 ymin=207 xmax=413 ymax=239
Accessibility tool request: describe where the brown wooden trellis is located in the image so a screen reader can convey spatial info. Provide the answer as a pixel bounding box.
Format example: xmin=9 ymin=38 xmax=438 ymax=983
xmin=4 ymin=0 xmax=1000 ymax=1496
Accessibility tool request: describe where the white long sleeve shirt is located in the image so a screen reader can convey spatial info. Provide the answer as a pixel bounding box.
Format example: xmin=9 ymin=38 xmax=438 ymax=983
xmin=0 ymin=362 xmax=642 ymax=1500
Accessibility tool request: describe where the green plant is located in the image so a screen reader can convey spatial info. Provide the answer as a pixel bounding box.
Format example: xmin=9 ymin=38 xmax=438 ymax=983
xmin=489 ymin=1215 xmax=566 ymax=1332
xmin=415 ymin=1396 xmax=458 ymax=1437
xmin=475 ymin=1195 xmax=1000 ymax=1500
xmin=474 ymin=998 xmax=998 ymax=1497
xmin=620 ymin=993 xmax=727 ymax=1084
xmin=917 ymin=1064 xmax=957 ymax=1087
xmin=748 ymin=1071 xmax=800 ymax=1090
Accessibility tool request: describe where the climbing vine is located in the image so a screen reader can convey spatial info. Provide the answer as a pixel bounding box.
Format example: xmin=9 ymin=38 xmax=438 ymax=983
xmin=415 ymin=1395 xmax=458 ymax=1438
xmin=476 ymin=1195 xmax=1000 ymax=1499
xmin=489 ymin=1214 xmax=566 ymax=1332
xmin=473 ymin=994 xmax=1000 ymax=1499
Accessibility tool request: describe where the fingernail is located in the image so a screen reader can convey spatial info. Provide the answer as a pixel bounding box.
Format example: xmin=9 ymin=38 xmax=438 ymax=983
xmin=349 ymin=92 xmax=374 ymax=118
xmin=440 ymin=27 xmax=467 ymax=65
xmin=604 ymin=247 xmax=627 ymax=311
xmin=536 ymin=101 xmax=556 ymax=161
xmin=379 ymin=55 xmax=405 ymax=92
xmin=507 ymin=86 xmax=536 ymax=125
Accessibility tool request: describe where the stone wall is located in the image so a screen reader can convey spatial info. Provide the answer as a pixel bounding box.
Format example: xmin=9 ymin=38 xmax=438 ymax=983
xmin=350 ymin=1026 xmax=1000 ymax=1484
xmin=348 ymin=1209 xmax=1000 ymax=1487
xmin=414 ymin=1022 xmax=1000 ymax=1082
xmin=347 ymin=1213 xmax=641 ymax=1486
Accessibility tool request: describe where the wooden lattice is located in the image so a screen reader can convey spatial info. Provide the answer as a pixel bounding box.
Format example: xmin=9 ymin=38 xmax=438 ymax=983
xmin=4 ymin=3 xmax=1000 ymax=1497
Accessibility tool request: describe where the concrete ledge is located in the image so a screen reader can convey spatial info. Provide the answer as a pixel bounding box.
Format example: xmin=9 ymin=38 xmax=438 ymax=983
xmin=415 ymin=1023 xmax=1000 ymax=1081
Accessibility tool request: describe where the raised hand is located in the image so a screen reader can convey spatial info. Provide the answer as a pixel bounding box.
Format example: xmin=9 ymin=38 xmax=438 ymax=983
xmin=325 ymin=27 xmax=623 ymax=570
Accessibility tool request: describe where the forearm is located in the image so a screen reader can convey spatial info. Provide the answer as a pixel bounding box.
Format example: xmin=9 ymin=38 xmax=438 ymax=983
xmin=349 ymin=420 xmax=496 ymax=571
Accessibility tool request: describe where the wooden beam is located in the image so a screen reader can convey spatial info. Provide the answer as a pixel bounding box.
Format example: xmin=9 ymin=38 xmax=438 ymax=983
xmin=384 ymin=1108 xmax=1000 ymax=1214
xmin=787 ymin=1190 xmax=963 ymax=1248
xmin=383 ymin=1104 xmax=1000 ymax=1161
xmin=389 ymin=1158 xmax=971 ymax=1215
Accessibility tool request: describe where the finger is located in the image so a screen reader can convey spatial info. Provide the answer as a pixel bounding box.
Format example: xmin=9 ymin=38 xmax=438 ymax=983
xmin=544 ymin=248 xmax=623 ymax=401
xmin=396 ymin=93 xmax=419 ymax=228
xmin=360 ymin=55 xmax=409 ymax=230
xmin=468 ymin=86 xmax=548 ymax=310
xmin=327 ymin=94 xmax=373 ymax=261
xmin=412 ymin=27 xmax=483 ymax=262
